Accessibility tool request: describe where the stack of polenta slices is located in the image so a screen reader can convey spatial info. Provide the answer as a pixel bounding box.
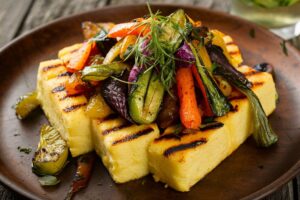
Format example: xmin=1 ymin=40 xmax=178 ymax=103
xmin=35 ymin=30 xmax=276 ymax=192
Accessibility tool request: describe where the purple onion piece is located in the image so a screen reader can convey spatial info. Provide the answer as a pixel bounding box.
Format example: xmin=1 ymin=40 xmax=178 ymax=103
xmin=140 ymin=39 xmax=151 ymax=56
xmin=128 ymin=65 xmax=143 ymax=83
xmin=175 ymin=42 xmax=195 ymax=67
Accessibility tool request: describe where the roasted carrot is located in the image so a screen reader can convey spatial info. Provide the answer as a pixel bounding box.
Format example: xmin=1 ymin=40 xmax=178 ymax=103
xmin=191 ymin=65 xmax=214 ymax=117
xmin=107 ymin=22 xmax=149 ymax=38
xmin=65 ymin=153 xmax=96 ymax=200
xmin=67 ymin=42 xmax=95 ymax=72
xmin=176 ymin=67 xmax=202 ymax=129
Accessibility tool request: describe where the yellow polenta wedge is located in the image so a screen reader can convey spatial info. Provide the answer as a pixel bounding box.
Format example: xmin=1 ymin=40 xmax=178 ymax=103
xmin=37 ymin=58 xmax=93 ymax=157
xmin=92 ymin=115 xmax=160 ymax=183
xmin=148 ymin=65 xmax=276 ymax=192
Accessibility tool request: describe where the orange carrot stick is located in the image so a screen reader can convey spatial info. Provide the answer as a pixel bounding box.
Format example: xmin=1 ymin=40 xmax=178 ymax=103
xmin=176 ymin=67 xmax=202 ymax=129
xmin=107 ymin=22 xmax=149 ymax=38
xmin=191 ymin=65 xmax=214 ymax=117
xmin=67 ymin=42 xmax=94 ymax=72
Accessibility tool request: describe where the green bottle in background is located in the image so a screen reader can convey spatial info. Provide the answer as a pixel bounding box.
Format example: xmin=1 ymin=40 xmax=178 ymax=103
xmin=231 ymin=0 xmax=300 ymax=28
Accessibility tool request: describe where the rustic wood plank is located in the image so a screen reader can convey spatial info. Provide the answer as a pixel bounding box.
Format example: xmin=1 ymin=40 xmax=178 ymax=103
xmin=209 ymin=0 xmax=231 ymax=11
xmin=0 ymin=0 xmax=33 ymax=47
xmin=295 ymin=175 xmax=300 ymax=199
xmin=18 ymin=0 xmax=108 ymax=34
xmin=263 ymin=181 xmax=294 ymax=200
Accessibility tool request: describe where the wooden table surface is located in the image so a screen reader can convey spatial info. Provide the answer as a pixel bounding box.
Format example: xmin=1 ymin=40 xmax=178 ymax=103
xmin=0 ymin=0 xmax=299 ymax=199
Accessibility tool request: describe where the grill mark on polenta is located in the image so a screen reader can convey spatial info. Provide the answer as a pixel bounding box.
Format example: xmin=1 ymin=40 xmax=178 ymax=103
xmin=251 ymin=81 xmax=264 ymax=87
xmin=101 ymin=113 xmax=119 ymax=122
xmin=200 ymin=122 xmax=224 ymax=131
xmin=52 ymin=85 xmax=65 ymax=93
xmin=229 ymin=51 xmax=240 ymax=56
xmin=163 ymin=139 xmax=207 ymax=157
xmin=225 ymin=41 xmax=234 ymax=45
xmin=42 ymin=63 xmax=61 ymax=72
xmin=57 ymin=71 xmax=72 ymax=77
xmin=243 ymin=70 xmax=262 ymax=76
xmin=154 ymin=134 xmax=183 ymax=142
xmin=69 ymin=48 xmax=79 ymax=54
xmin=63 ymin=103 xmax=86 ymax=113
xmin=112 ymin=128 xmax=154 ymax=145
xmin=102 ymin=123 xmax=131 ymax=135
xmin=59 ymin=93 xmax=83 ymax=101
xmin=229 ymin=95 xmax=246 ymax=101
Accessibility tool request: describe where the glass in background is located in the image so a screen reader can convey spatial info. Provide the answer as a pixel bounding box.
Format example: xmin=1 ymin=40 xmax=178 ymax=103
xmin=230 ymin=0 xmax=300 ymax=40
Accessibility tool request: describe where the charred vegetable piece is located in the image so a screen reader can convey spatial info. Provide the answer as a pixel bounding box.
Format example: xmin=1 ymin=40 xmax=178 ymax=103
xmin=87 ymin=55 xmax=104 ymax=66
xmin=189 ymin=43 xmax=231 ymax=117
xmin=207 ymin=44 xmax=278 ymax=147
xmin=214 ymin=75 xmax=233 ymax=97
xmin=120 ymin=35 xmax=137 ymax=59
xmin=191 ymin=65 xmax=214 ymax=117
xmin=67 ymin=42 xmax=95 ymax=72
xmin=157 ymin=87 xmax=179 ymax=129
xmin=176 ymin=67 xmax=202 ymax=129
xmin=102 ymin=77 xmax=133 ymax=122
xmin=82 ymin=21 xmax=114 ymax=40
xmin=15 ymin=91 xmax=40 ymax=120
xmin=65 ymin=73 xmax=93 ymax=97
xmin=103 ymin=39 xmax=123 ymax=64
xmin=91 ymin=28 xmax=117 ymax=56
xmin=65 ymin=153 xmax=96 ymax=200
xmin=158 ymin=9 xmax=187 ymax=52
xmin=85 ymin=94 xmax=113 ymax=119
xmin=81 ymin=62 xmax=128 ymax=81
xmin=129 ymin=70 xmax=165 ymax=124
xmin=32 ymin=125 xmax=68 ymax=176
xmin=107 ymin=22 xmax=150 ymax=38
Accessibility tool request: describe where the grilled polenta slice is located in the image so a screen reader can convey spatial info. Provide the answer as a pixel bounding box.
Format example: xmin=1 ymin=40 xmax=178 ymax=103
xmin=37 ymin=59 xmax=93 ymax=157
xmin=211 ymin=29 xmax=243 ymax=68
xmin=58 ymin=43 xmax=83 ymax=65
xmin=148 ymin=65 xmax=276 ymax=192
xmin=92 ymin=114 xmax=160 ymax=183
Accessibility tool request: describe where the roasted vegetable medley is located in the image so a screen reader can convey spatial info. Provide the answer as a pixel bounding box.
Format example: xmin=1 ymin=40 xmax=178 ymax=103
xmin=14 ymin=5 xmax=278 ymax=197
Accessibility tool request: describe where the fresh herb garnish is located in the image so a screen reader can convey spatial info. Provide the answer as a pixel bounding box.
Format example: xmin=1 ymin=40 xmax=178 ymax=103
xmin=249 ymin=28 xmax=255 ymax=38
xmin=127 ymin=4 xmax=190 ymax=94
xmin=280 ymin=40 xmax=288 ymax=56
xmin=17 ymin=146 xmax=32 ymax=154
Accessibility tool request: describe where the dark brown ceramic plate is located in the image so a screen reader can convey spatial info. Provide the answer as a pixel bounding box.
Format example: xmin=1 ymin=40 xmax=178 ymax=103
xmin=0 ymin=4 xmax=299 ymax=200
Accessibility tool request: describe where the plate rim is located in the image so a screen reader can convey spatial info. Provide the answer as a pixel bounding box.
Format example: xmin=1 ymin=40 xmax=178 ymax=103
xmin=0 ymin=3 xmax=299 ymax=200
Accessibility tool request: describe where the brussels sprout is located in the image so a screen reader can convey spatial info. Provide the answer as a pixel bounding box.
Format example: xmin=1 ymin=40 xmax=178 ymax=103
xmin=32 ymin=125 xmax=68 ymax=176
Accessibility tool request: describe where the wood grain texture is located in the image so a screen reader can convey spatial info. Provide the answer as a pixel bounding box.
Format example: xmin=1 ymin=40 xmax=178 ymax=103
xmin=264 ymin=182 xmax=294 ymax=200
xmin=18 ymin=0 xmax=108 ymax=34
xmin=0 ymin=0 xmax=33 ymax=47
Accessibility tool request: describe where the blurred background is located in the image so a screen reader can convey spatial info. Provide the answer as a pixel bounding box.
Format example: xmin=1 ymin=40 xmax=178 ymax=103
xmin=0 ymin=0 xmax=299 ymax=199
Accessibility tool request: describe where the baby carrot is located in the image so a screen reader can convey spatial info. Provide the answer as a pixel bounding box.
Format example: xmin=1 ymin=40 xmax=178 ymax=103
xmin=176 ymin=67 xmax=202 ymax=129
xmin=67 ymin=42 xmax=94 ymax=72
